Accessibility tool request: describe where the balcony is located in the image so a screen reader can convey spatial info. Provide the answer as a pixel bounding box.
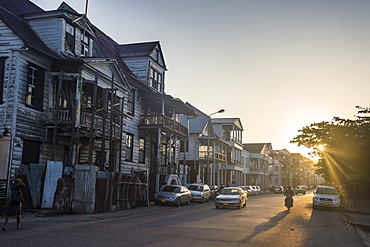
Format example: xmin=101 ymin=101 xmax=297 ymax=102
xmin=139 ymin=114 xmax=188 ymax=138
xmin=48 ymin=109 xmax=121 ymax=136
xmin=199 ymin=151 xmax=228 ymax=163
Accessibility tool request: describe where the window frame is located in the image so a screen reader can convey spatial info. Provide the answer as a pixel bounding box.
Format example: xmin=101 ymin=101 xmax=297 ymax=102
xmin=149 ymin=67 xmax=162 ymax=92
xmin=125 ymin=133 xmax=134 ymax=162
xmin=65 ymin=23 xmax=75 ymax=53
xmin=127 ymin=89 xmax=135 ymax=116
xmin=26 ymin=62 xmax=45 ymax=111
xmin=21 ymin=139 xmax=41 ymax=165
xmin=139 ymin=137 xmax=145 ymax=163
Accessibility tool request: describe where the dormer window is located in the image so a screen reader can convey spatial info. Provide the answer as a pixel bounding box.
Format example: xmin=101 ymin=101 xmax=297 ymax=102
xmin=65 ymin=23 xmax=75 ymax=53
xmin=149 ymin=67 xmax=162 ymax=92
xmin=81 ymin=34 xmax=89 ymax=57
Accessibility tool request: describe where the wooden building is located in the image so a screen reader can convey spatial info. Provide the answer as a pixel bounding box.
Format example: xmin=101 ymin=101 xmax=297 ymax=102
xmin=0 ymin=0 xmax=194 ymax=213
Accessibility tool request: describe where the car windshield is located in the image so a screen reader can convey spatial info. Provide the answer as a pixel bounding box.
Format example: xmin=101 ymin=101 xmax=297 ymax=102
xmin=316 ymin=188 xmax=337 ymax=195
xmin=221 ymin=189 xmax=240 ymax=195
xmin=161 ymin=186 xmax=180 ymax=193
xmin=188 ymin=185 xmax=203 ymax=191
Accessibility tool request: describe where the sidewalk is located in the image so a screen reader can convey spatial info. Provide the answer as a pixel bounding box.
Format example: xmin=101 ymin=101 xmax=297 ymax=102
xmin=344 ymin=198 xmax=370 ymax=227
xmin=343 ymin=198 xmax=370 ymax=247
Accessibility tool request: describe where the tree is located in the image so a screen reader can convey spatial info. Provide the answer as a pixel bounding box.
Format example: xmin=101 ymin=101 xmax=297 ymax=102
xmin=291 ymin=106 xmax=370 ymax=195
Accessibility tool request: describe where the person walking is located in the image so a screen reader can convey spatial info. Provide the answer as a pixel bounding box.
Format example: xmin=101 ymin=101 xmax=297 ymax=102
xmin=2 ymin=178 xmax=25 ymax=231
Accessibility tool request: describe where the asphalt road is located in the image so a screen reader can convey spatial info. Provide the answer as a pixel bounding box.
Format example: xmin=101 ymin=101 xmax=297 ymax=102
xmin=1 ymin=192 xmax=365 ymax=247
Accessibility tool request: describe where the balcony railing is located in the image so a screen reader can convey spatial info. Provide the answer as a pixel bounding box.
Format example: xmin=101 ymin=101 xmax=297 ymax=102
xmin=139 ymin=114 xmax=188 ymax=137
xmin=48 ymin=109 xmax=120 ymax=136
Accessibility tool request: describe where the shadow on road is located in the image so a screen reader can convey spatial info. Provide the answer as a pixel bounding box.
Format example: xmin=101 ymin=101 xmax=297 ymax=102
xmin=241 ymin=210 xmax=291 ymax=243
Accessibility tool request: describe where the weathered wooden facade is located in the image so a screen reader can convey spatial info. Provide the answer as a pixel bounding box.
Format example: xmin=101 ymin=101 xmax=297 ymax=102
xmin=0 ymin=0 xmax=194 ymax=213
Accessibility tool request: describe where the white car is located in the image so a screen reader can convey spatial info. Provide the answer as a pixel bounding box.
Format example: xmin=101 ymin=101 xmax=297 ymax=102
xmin=215 ymin=187 xmax=247 ymax=209
xmin=312 ymin=186 xmax=341 ymax=210
xmin=186 ymin=184 xmax=211 ymax=203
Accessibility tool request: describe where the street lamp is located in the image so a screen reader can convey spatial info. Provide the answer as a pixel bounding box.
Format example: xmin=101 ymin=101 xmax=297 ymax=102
xmin=206 ymin=109 xmax=225 ymax=185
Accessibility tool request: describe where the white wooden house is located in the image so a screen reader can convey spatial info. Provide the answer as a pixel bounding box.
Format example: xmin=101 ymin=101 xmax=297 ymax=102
xmin=0 ymin=0 xmax=194 ymax=212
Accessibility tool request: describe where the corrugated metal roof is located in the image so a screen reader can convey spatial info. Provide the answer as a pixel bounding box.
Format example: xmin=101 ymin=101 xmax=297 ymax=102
xmin=118 ymin=41 xmax=159 ymax=57
xmin=92 ymin=25 xmax=135 ymax=77
xmin=189 ymin=117 xmax=209 ymax=134
xmin=0 ymin=5 xmax=56 ymax=56
xmin=0 ymin=0 xmax=43 ymax=15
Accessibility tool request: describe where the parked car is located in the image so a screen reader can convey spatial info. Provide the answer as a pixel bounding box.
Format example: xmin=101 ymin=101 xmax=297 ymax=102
xmin=209 ymin=185 xmax=219 ymax=200
xmin=244 ymin=185 xmax=254 ymax=196
xmin=274 ymin=186 xmax=284 ymax=194
xmin=215 ymin=187 xmax=247 ymax=209
xmin=250 ymin=186 xmax=259 ymax=195
xmin=186 ymin=184 xmax=211 ymax=203
xmin=238 ymin=186 xmax=252 ymax=196
xmin=295 ymin=186 xmax=307 ymax=195
xmin=154 ymin=185 xmax=191 ymax=207
xmin=312 ymin=186 xmax=341 ymax=210
xmin=255 ymin=186 xmax=262 ymax=195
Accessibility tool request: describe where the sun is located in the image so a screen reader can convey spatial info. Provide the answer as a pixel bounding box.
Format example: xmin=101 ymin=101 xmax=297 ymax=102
xmin=318 ymin=144 xmax=325 ymax=151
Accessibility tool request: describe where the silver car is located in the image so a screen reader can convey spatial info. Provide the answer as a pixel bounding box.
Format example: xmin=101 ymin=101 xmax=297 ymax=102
xmin=186 ymin=184 xmax=211 ymax=203
xmin=154 ymin=185 xmax=191 ymax=207
xmin=312 ymin=186 xmax=340 ymax=210
xmin=215 ymin=187 xmax=247 ymax=209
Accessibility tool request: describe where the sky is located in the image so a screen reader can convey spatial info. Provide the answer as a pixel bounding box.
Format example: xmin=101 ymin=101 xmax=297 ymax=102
xmin=32 ymin=0 xmax=370 ymax=158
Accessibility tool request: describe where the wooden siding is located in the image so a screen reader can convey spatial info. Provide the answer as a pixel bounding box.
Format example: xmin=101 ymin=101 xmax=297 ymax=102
xmin=120 ymin=57 xmax=149 ymax=83
xmin=27 ymin=17 xmax=61 ymax=55
xmin=122 ymin=86 xmax=144 ymax=173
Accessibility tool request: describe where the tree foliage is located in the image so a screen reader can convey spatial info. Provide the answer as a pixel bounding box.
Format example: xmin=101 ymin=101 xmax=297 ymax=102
xmin=290 ymin=106 xmax=370 ymax=190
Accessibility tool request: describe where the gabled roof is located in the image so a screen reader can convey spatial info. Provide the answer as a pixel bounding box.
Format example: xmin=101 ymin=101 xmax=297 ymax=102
xmin=188 ymin=117 xmax=209 ymax=134
xmin=118 ymin=41 xmax=167 ymax=69
xmin=118 ymin=41 xmax=159 ymax=57
xmin=211 ymin=118 xmax=244 ymax=131
xmin=0 ymin=4 xmax=56 ymax=57
xmin=186 ymin=103 xmax=208 ymax=117
xmin=244 ymin=143 xmax=272 ymax=154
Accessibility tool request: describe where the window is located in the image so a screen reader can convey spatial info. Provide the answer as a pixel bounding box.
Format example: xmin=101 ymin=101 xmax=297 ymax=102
xmin=21 ymin=140 xmax=41 ymax=165
xmin=139 ymin=138 xmax=145 ymax=163
xmin=0 ymin=57 xmax=5 ymax=103
xmin=127 ymin=90 xmax=135 ymax=116
xmin=149 ymin=67 xmax=162 ymax=92
xmin=125 ymin=133 xmax=134 ymax=161
xmin=180 ymin=140 xmax=189 ymax=152
xmin=81 ymin=34 xmax=89 ymax=56
xmin=26 ymin=63 xmax=45 ymax=110
xmin=65 ymin=23 xmax=75 ymax=53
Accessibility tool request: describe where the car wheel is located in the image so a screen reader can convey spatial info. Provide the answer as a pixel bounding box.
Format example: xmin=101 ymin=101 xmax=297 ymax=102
xmin=176 ymin=198 xmax=181 ymax=207
xmin=200 ymin=198 xmax=204 ymax=204
xmin=186 ymin=197 xmax=190 ymax=205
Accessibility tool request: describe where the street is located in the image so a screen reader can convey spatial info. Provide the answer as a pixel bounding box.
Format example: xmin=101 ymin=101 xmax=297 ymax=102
xmin=1 ymin=192 xmax=365 ymax=247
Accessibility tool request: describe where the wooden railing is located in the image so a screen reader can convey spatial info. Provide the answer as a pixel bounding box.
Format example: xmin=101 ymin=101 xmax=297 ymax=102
xmin=139 ymin=114 xmax=188 ymax=137
xmin=48 ymin=109 xmax=120 ymax=135
xmin=199 ymin=151 xmax=228 ymax=162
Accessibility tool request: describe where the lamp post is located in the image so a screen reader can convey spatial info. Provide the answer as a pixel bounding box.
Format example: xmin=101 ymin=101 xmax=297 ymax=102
xmin=206 ymin=109 xmax=225 ymax=185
